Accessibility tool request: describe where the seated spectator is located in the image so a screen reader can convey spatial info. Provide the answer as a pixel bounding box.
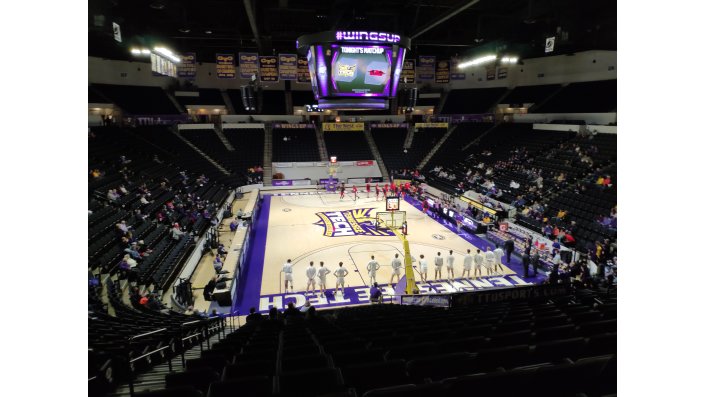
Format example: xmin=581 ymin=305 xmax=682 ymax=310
xmin=370 ymin=282 xmax=382 ymax=303
xmin=284 ymin=302 xmax=302 ymax=318
xmin=246 ymin=307 xmax=263 ymax=323
xmin=171 ymin=223 xmax=185 ymax=240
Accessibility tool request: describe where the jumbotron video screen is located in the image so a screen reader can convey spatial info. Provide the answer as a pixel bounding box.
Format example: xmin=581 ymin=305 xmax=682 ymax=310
xmin=330 ymin=46 xmax=392 ymax=97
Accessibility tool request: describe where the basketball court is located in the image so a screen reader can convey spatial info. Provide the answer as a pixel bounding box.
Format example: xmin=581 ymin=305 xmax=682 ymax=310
xmin=234 ymin=190 xmax=541 ymax=314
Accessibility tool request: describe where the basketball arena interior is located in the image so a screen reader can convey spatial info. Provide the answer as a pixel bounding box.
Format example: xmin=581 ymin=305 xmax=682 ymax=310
xmin=87 ymin=1 xmax=619 ymax=396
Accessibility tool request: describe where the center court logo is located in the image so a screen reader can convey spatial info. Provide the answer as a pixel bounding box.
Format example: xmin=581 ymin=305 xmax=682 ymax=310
xmin=314 ymin=208 xmax=395 ymax=237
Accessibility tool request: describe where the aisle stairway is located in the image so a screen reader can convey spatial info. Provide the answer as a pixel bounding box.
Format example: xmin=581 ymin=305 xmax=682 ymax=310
xmin=364 ymin=123 xmax=389 ymax=182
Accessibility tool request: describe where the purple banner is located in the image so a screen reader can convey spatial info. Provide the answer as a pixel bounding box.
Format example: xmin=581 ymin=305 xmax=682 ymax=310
xmin=279 ymin=54 xmax=298 ymax=80
xmin=216 ymin=53 xmax=235 ymax=79
xmin=259 ymin=55 xmax=279 ymax=82
xmin=417 ymin=56 xmax=436 ymax=80
xmin=272 ymin=123 xmax=315 ymax=129
xmin=435 ymin=59 xmax=450 ymax=84
xmin=370 ymin=123 xmax=409 ymax=128
xmin=238 ymin=52 xmax=259 ymax=79
xmin=178 ymin=52 xmax=196 ymax=79
xmin=451 ymin=58 xmax=466 ymax=80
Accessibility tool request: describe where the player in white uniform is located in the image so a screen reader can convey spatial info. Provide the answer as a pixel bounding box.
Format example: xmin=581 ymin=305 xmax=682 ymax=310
xmin=367 ymin=255 xmax=381 ymax=285
xmin=484 ymin=247 xmax=496 ymax=276
xmin=493 ymin=245 xmax=505 ymax=275
xmin=390 ymin=253 xmax=403 ymax=285
xmin=446 ymin=250 xmax=456 ymax=281
xmin=305 ymin=261 xmax=317 ymax=294
xmin=418 ymin=254 xmax=428 ymax=283
xmin=473 ymin=249 xmax=484 ymax=278
xmin=334 ymin=262 xmax=349 ymax=295
xmin=282 ymin=259 xmax=294 ymax=292
xmin=317 ymin=261 xmax=331 ymax=298
xmin=462 ymin=249 xmax=474 ymax=279
xmin=434 ymin=252 xmax=444 ymax=280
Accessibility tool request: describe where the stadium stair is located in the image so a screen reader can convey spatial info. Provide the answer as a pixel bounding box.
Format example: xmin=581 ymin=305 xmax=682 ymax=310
xmin=171 ymin=128 xmax=230 ymax=176
xmin=403 ymin=123 xmax=414 ymax=149
xmin=220 ymin=90 xmax=235 ymax=114
xmin=263 ymin=124 xmax=273 ymax=185
xmin=165 ymin=90 xmax=187 ymax=114
xmin=364 ymin=123 xmax=390 ymax=182
xmin=461 ymin=122 xmax=502 ymax=151
xmin=106 ymin=330 xmax=228 ymax=397
xmin=315 ymin=124 xmax=329 ymax=161
xmin=529 ymin=84 xmax=567 ymax=113
xmin=417 ymin=124 xmax=457 ymax=170
xmin=213 ymin=122 xmax=235 ymax=151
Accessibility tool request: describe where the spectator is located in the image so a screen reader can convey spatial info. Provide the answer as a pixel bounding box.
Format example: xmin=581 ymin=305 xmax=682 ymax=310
xmin=370 ymin=282 xmax=383 ymax=303
xmin=171 ymin=223 xmax=185 ymax=240
xmin=284 ymin=302 xmax=302 ymax=318
xmin=203 ymin=276 xmax=216 ymax=301
xmin=246 ymin=307 xmax=263 ymax=323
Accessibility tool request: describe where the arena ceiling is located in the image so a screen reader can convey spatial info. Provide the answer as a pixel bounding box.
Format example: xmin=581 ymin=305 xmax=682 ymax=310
xmin=89 ymin=0 xmax=616 ymax=62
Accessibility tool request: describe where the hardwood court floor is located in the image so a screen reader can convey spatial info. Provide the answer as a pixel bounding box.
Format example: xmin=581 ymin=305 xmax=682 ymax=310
xmin=260 ymin=192 xmax=516 ymax=296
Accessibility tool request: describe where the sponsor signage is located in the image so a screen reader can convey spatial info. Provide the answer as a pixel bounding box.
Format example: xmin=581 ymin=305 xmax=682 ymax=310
xmin=335 ymin=31 xmax=401 ymax=43
xmin=371 ymin=123 xmax=408 ymax=128
xmin=322 ymin=122 xmax=365 ymax=131
xmin=356 ymin=160 xmax=374 ymax=166
xmin=273 ymin=124 xmax=315 ymax=129
xmin=415 ymin=122 xmax=449 ymax=128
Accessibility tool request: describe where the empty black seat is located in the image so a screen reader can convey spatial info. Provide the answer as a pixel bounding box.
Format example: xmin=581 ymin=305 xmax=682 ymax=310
xmin=587 ymin=333 xmax=617 ymax=356
xmin=186 ymin=356 xmax=229 ymax=372
xmin=534 ymin=338 xmax=586 ymax=362
xmin=281 ymin=354 xmax=331 ymax=372
xmin=477 ymin=345 xmax=531 ymax=370
xmin=578 ymin=320 xmax=617 ymax=336
xmin=166 ymin=368 xmax=220 ymax=394
xmin=277 ymin=368 xmax=345 ymax=397
xmin=332 ymin=349 xmax=385 ymax=367
xmin=207 ymin=376 xmax=273 ymax=397
xmin=489 ymin=330 xmax=533 ymax=346
xmin=136 ymin=386 xmax=203 ymax=397
xmin=534 ymin=325 xmax=576 ymax=342
xmin=436 ymin=336 xmax=487 ymax=354
xmin=341 ymin=360 xmax=409 ymax=395
xmin=361 ymin=382 xmax=444 ymax=397
xmin=222 ymin=360 xmax=275 ymax=379
xmin=407 ymin=352 xmax=478 ymax=382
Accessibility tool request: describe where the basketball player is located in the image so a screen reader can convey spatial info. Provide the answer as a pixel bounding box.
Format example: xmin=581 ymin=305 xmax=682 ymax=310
xmin=493 ymin=244 xmax=505 ymax=275
xmin=367 ymin=255 xmax=381 ymax=285
xmin=317 ymin=261 xmax=331 ymax=298
xmin=305 ymin=261 xmax=317 ymax=294
xmin=383 ymin=184 xmax=388 ymax=198
xmin=462 ymin=249 xmax=474 ymax=279
xmin=352 ymin=185 xmax=358 ymax=201
xmin=339 ymin=183 xmax=345 ymax=200
xmin=418 ymin=254 xmax=428 ymax=283
xmin=366 ymin=182 xmax=371 ymax=198
xmin=375 ymin=183 xmax=380 ymax=200
xmin=434 ymin=252 xmax=444 ymax=280
xmin=390 ymin=253 xmax=403 ymax=285
xmin=334 ymin=262 xmax=349 ymax=296
xmin=484 ymin=247 xmax=497 ymax=276
xmin=446 ymin=250 xmax=456 ymax=281
xmin=282 ymin=259 xmax=294 ymax=293
xmin=473 ymin=248 xmax=484 ymax=278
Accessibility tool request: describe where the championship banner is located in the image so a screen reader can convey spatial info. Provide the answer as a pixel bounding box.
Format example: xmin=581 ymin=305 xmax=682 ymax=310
xmin=450 ymin=58 xmax=466 ymax=80
xmin=486 ymin=66 xmax=496 ymax=81
xmin=435 ymin=59 xmax=450 ymax=84
xmin=273 ymin=123 xmax=315 ymax=129
xmin=258 ymin=55 xmax=279 ymax=82
xmin=370 ymin=123 xmax=408 ymax=128
xmin=415 ymin=122 xmax=448 ymax=128
xmin=297 ymin=56 xmax=311 ymax=83
xmin=417 ymin=56 xmax=436 ymax=80
xmin=322 ymin=122 xmax=365 ymax=131
xmin=278 ymin=54 xmax=298 ymax=80
xmin=178 ymin=52 xmax=197 ymax=79
xmin=498 ymin=67 xmax=508 ymax=80
xmin=401 ymin=59 xmax=415 ymax=84
xmin=238 ymin=52 xmax=259 ymax=79
xmin=216 ymin=53 xmax=235 ymax=79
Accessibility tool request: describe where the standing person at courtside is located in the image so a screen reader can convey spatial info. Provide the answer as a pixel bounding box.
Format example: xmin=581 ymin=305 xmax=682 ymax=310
xmin=446 ymin=250 xmax=456 ymax=281
xmin=462 ymin=249 xmax=474 ymax=279
xmin=418 ymin=254 xmax=429 ymax=283
xmin=305 ymin=261 xmax=317 ymax=294
xmin=390 ymin=253 xmax=403 ymax=286
xmin=474 ymin=249 xmax=484 ymax=278
xmin=339 ymin=183 xmax=346 ymax=200
xmin=282 ymin=259 xmax=294 ymax=293
xmin=484 ymin=246 xmax=497 ymax=276
xmin=367 ymin=255 xmax=381 ymax=285
xmin=434 ymin=252 xmax=444 ymax=280
xmin=317 ymin=261 xmax=331 ymax=298
xmin=334 ymin=262 xmax=349 ymax=296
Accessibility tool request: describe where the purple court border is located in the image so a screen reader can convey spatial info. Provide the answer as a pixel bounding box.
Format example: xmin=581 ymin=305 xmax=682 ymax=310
xmin=231 ymin=195 xmax=272 ymax=315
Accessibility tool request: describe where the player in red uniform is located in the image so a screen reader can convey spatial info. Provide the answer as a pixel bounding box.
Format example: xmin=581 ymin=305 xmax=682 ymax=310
xmin=352 ymin=185 xmax=358 ymax=201
xmin=375 ymin=183 xmax=380 ymax=200
xmin=384 ymin=183 xmax=389 ymax=197
xmin=339 ymin=183 xmax=345 ymax=200
xmin=366 ymin=182 xmax=371 ymax=198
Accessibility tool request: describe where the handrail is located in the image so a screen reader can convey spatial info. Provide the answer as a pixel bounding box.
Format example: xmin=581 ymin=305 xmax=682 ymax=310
xmin=180 ymin=319 xmax=206 ymax=327
xmin=128 ymin=327 xmax=168 ymax=341
xmin=129 ymin=345 xmax=171 ymax=364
